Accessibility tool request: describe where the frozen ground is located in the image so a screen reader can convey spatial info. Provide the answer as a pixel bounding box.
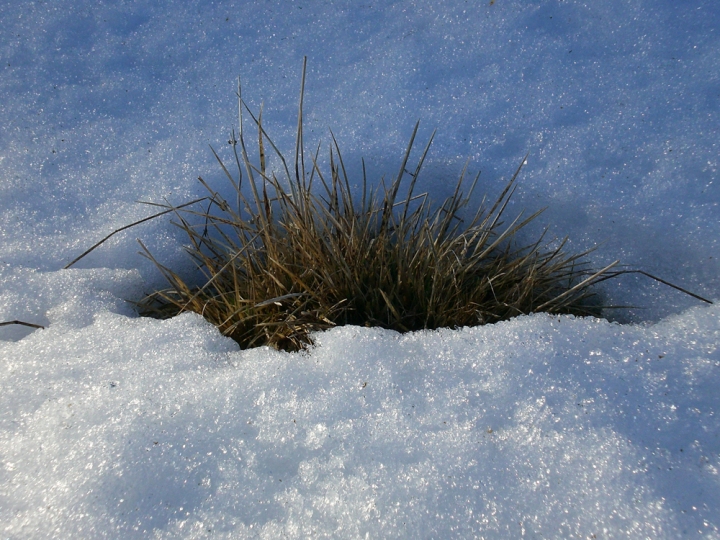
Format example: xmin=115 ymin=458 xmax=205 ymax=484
xmin=1 ymin=0 xmax=718 ymax=538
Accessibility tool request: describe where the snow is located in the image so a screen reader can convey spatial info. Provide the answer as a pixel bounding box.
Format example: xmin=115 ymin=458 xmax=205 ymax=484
xmin=1 ymin=0 xmax=718 ymax=538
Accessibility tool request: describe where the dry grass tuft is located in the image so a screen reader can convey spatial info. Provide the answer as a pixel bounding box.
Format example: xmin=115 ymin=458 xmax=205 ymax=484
xmin=134 ymin=58 xmax=624 ymax=351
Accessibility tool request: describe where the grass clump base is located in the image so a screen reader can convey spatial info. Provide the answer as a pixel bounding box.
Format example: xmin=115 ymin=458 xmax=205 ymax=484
xmin=134 ymin=60 xmax=620 ymax=352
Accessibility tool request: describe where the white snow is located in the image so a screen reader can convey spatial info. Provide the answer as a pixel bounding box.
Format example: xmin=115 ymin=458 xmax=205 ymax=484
xmin=1 ymin=0 xmax=718 ymax=538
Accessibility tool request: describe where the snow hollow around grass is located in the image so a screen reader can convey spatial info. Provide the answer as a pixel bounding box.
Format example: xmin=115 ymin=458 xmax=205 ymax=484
xmin=1 ymin=0 xmax=719 ymax=538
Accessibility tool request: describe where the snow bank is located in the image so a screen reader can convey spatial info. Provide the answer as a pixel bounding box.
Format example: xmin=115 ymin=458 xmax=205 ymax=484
xmin=2 ymin=297 xmax=718 ymax=538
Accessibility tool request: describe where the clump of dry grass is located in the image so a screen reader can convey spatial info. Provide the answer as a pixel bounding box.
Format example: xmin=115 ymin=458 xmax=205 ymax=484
xmin=133 ymin=59 xmax=622 ymax=351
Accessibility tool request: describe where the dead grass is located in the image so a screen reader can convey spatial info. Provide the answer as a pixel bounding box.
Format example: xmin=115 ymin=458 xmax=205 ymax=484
xmin=133 ymin=58 xmax=623 ymax=351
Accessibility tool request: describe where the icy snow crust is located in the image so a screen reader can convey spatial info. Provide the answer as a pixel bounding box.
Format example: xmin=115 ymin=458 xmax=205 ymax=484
xmin=1 ymin=0 xmax=719 ymax=537
xmin=1 ymin=298 xmax=719 ymax=538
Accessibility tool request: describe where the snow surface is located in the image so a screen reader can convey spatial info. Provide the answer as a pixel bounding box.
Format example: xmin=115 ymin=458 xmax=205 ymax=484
xmin=1 ymin=0 xmax=719 ymax=538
